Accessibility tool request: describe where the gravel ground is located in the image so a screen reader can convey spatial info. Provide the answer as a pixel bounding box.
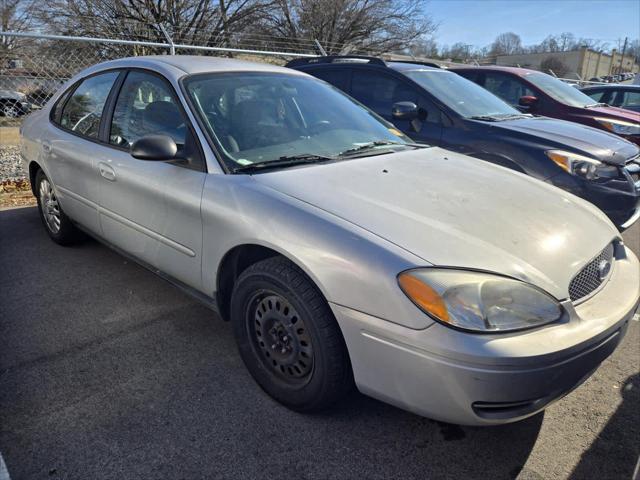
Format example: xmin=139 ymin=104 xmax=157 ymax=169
xmin=0 ymin=145 xmax=27 ymax=182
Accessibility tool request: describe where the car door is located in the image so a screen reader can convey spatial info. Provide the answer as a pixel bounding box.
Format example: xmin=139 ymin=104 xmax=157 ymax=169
xmin=350 ymin=69 xmax=443 ymax=145
xmin=46 ymin=71 xmax=122 ymax=234
xmin=97 ymin=69 xmax=207 ymax=290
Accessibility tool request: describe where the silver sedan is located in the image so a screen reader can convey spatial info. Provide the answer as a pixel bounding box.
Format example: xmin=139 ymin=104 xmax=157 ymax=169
xmin=20 ymin=56 xmax=640 ymax=425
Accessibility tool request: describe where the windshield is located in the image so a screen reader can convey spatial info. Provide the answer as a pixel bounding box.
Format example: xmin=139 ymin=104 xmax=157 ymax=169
xmin=525 ymin=72 xmax=597 ymax=107
xmin=404 ymin=70 xmax=520 ymax=118
xmin=184 ymin=72 xmax=414 ymax=171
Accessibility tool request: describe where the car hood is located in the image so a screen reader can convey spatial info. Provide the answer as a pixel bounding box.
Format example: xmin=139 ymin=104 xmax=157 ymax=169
xmin=493 ymin=116 xmax=639 ymax=164
xmin=254 ymin=148 xmax=618 ymax=300
xmin=587 ymin=105 xmax=640 ymax=123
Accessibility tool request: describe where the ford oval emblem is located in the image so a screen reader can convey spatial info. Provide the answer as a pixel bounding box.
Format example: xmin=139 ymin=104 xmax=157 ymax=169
xmin=598 ymin=259 xmax=612 ymax=281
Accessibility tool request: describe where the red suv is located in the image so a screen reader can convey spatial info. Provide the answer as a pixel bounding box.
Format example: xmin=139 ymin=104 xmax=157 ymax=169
xmin=452 ymin=66 xmax=640 ymax=146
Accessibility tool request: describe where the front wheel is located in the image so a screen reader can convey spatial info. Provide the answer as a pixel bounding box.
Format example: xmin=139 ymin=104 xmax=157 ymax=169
xmin=230 ymin=256 xmax=353 ymax=412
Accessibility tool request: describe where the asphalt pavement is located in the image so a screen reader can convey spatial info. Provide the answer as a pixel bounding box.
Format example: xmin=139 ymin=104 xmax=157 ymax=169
xmin=1 ymin=207 xmax=639 ymax=480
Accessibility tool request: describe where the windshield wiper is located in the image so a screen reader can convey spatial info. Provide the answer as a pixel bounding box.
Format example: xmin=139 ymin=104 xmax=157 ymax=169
xmin=338 ymin=141 xmax=425 ymax=157
xmin=469 ymin=115 xmax=502 ymax=122
xmin=233 ymin=154 xmax=334 ymax=173
xmin=585 ymin=102 xmax=608 ymax=108
xmin=470 ymin=113 xmax=532 ymax=122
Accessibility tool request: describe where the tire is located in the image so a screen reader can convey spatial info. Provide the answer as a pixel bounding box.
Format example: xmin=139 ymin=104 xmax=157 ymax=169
xmin=35 ymin=169 xmax=84 ymax=245
xmin=231 ymin=256 xmax=353 ymax=412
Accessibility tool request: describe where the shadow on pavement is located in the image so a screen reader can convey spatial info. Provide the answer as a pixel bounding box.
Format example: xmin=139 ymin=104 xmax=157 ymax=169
xmin=569 ymin=373 xmax=640 ymax=480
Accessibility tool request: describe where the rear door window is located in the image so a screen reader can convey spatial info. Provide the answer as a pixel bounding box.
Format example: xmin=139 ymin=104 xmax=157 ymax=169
xmin=58 ymin=71 xmax=120 ymax=139
xmin=310 ymin=69 xmax=350 ymax=92
xmin=351 ymin=70 xmax=400 ymax=117
xmin=481 ymin=72 xmax=535 ymax=107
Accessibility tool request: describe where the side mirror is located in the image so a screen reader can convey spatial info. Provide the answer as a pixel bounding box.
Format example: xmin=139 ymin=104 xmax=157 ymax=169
xmin=518 ymin=95 xmax=538 ymax=108
xmin=392 ymin=101 xmax=419 ymax=121
xmin=130 ymin=134 xmax=178 ymax=161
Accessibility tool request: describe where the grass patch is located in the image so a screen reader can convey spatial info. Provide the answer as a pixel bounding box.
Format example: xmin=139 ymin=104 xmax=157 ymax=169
xmin=0 ymin=127 xmax=21 ymax=146
xmin=0 ymin=179 xmax=35 ymax=208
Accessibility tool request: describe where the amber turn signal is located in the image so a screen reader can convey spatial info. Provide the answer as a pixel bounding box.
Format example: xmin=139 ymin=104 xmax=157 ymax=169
xmin=398 ymin=272 xmax=450 ymax=322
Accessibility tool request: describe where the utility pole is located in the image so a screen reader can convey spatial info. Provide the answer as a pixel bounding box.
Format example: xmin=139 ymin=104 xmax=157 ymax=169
xmin=618 ymin=36 xmax=628 ymax=74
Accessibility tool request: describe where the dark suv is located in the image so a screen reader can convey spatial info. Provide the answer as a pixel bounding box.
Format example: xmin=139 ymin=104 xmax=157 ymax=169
xmin=287 ymin=56 xmax=640 ymax=229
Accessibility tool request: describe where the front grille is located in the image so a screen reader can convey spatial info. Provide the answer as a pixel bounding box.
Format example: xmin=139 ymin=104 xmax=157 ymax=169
xmin=568 ymin=243 xmax=615 ymax=303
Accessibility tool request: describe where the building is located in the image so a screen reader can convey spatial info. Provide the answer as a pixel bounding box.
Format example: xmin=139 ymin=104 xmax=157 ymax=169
xmin=489 ymin=47 xmax=639 ymax=79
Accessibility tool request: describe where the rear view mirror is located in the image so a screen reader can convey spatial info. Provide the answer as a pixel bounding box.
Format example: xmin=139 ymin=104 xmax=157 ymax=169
xmin=518 ymin=95 xmax=538 ymax=107
xmin=392 ymin=101 xmax=419 ymax=120
xmin=130 ymin=134 xmax=178 ymax=161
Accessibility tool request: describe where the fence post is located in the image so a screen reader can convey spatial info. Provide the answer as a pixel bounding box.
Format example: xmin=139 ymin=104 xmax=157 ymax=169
xmin=314 ymin=39 xmax=327 ymax=56
xmin=159 ymin=24 xmax=175 ymax=55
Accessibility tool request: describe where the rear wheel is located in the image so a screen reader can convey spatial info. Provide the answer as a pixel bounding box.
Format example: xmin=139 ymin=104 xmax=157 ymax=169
xmin=231 ymin=256 xmax=353 ymax=412
xmin=35 ymin=169 xmax=83 ymax=245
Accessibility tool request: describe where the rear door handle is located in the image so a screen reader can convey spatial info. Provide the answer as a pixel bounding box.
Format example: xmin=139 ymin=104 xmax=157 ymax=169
xmin=98 ymin=162 xmax=116 ymax=181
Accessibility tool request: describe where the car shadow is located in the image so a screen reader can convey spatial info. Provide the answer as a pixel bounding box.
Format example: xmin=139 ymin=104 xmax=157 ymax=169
xmin=569 ymin=373 xmax=640 ymax=480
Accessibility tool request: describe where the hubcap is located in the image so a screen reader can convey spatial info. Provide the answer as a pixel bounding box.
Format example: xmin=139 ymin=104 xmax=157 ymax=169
xmin=250 ymin=293 xmax=314 ymax=382
xmin=3 ymin=105 xmax=19 ymax=118
xmin=39 ymin=179 xmax=61 ymax=233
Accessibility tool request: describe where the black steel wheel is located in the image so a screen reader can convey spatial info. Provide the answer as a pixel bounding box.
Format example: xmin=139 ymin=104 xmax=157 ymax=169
xmin=231 ymin=256 xmax=353 ymax=412
xmin=250 ymin=293 xmax=314 ymax=384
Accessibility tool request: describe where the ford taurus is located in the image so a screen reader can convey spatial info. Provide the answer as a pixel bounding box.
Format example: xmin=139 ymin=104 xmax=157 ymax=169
xmin=20 ymin=56 xmax=640 ymax=425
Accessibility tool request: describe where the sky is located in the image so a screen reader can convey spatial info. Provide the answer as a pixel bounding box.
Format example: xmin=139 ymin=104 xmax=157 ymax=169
xmin=428 ymin=0 xmax=640 ymax=49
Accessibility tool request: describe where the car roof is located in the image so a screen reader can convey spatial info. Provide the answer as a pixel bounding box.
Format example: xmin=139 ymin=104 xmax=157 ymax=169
xmin=75 ymin=55 xmax=305 ymax=81
xmin=286 ymin=56 xmax=444 ymax=72
xmin=386 ymin=62 xmax=443 ymax=72
xmin=450 ymin=65 xmax=537 ymax=76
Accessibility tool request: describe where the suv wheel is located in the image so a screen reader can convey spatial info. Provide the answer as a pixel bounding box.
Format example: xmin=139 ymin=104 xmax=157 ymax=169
xmin=35 ymin=170 xmax=83 ymax=245
xmin=230 ymin=256 xmax=353 ymax=412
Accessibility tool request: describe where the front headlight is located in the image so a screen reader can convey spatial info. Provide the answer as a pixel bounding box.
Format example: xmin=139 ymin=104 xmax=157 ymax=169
xmin=398 ymin=269 xmax=562 ymax=333
xmin=594 ymin=117 xmax=640 ymax=136
xmin=545 ymin=150 xmax=618 ymax=180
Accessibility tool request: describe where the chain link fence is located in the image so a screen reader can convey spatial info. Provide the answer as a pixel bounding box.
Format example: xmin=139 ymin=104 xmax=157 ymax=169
xmin=0 ymin=30 xmax=329 ymax=127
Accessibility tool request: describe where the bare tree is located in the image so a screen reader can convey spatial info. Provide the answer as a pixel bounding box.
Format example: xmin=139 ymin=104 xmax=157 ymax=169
xmin=529 ymin=33 xmax=610 ymax=53
xmin=626 ymin=39 xmax=640 ymax=64
xmin=406 ymin=37 xmax=438 ymax=58
xmin=1 ymin=0 xmax=36 ymax=55
xmin=33 ymin=0 xmax=272 ymax=54
xmin=540 ymin=56 xmax=569 ymax=77
xmin=490 ymin=32 xmax=522 ymax=56
xmin=256 ymin=0 xmax=437 ymax=55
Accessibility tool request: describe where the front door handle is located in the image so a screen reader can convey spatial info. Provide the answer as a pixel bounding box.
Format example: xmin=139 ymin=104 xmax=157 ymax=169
xmin=98 ymin=162 xmax=116 ymax=181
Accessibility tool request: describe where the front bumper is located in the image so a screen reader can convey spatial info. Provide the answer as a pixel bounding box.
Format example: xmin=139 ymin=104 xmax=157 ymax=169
xmin=548 ymin=168 xmax=640 ymax=230
xmin=332 ymin=246 xmax=640 ymax=426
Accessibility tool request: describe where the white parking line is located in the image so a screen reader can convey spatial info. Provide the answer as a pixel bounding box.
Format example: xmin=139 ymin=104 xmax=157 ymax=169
xmin=0 ymin=453 xmax=11 ymax=480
